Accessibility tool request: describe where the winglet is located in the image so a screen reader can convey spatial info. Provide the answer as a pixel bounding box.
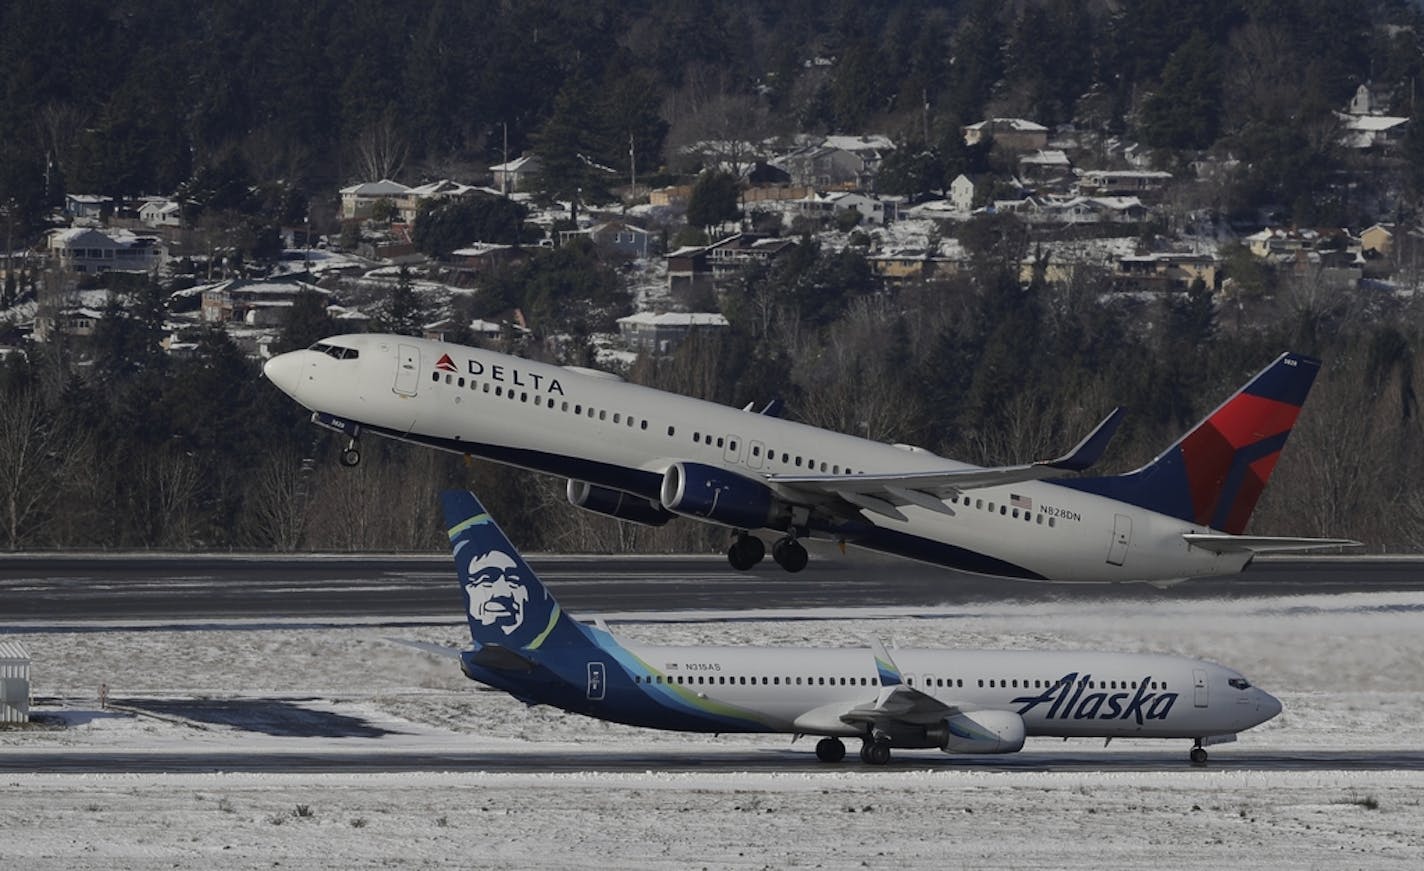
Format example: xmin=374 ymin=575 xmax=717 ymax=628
xmin=1041 ymin=406 xmax=1127 ymax=472
xmin=870 ymin=638 xmax=903 ymax=687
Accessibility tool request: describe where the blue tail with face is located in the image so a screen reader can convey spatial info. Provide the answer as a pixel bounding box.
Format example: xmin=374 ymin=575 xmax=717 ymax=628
xmin=442 ymin=490 xmax=598 ymax=659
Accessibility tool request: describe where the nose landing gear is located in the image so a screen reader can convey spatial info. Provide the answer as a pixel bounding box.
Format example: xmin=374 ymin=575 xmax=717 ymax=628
xmin=340 ymin=438 xmax=361 ymax=467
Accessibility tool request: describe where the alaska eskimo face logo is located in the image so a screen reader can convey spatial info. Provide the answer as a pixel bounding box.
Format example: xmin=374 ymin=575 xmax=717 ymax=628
xmin=464 ymin=549 xmax=530 ymax=635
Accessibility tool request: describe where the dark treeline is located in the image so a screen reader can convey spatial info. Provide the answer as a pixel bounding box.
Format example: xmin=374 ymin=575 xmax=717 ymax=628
xmin=4 ymin=1 xmax=1424 ymax=234
xmin=3 ymin=234 xmax=1421 ymax=553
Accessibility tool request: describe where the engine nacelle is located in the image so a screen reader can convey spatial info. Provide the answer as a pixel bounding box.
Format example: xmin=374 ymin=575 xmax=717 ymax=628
xmin=929 ymin=709 xmax=1026 ymax=754
xmin=659 ymin=462 xmax=780 ymax=530
xmin=566 ymin=480 xmax=675 ymax=527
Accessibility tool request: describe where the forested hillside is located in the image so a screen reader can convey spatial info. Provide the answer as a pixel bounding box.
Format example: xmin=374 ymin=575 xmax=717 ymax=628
xmin=2 ymin=0 xmax=1423 ymax=554
xmin=4 ymin=0 xmax=1424 ymax=229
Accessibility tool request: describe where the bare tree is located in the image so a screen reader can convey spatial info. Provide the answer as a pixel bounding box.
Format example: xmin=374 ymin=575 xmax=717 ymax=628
xmin=244 ymin=449 xmax=310 ymax=551
xmin=354 ymin=112 xmax=410 ymax=182
xmin=0 ymin=387 xmax=89 ymax=549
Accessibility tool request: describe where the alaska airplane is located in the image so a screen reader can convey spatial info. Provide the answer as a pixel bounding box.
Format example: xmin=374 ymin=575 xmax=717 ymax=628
xmin=427 ymin=489 xmax=1281 ymax=765
xmin=262 ymin=334 xmax=1356 ymax=583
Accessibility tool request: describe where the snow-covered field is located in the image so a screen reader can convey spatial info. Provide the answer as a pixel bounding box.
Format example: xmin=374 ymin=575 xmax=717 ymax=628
xmin=3 ymin=591 xmax=1423 ymax=868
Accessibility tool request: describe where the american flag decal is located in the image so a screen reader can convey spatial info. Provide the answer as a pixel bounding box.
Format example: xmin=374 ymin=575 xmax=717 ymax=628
xmin=1010 ymin=493 xmax=1033 ymax=510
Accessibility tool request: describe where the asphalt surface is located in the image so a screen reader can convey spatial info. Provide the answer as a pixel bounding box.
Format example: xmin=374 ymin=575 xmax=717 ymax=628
xmin=4 ymin=552 xmax=1420 ymax=777
xmin=3 ymin=551 xmax=1423 ymax=625
xmin=5 ymin=748 xmax=1420 ymax=774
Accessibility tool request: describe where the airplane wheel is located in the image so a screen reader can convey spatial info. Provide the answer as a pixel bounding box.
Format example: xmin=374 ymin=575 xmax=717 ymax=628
xmin=859 ymin=741 xmax=873 ymax=763
xmin=727 ymin=534 xmax=765 ymax=571
xmin=815 ymin=737 xmax=846 ymax=763
xmin=865 ymin=741 xmax=892 ymax=766
xmin=772 ymin=537 xmax=808 ymax=573
xmin=340 ymin=447 xmax=361 ymax=467
xmin=1190 ymin=746 xmax=1208 ymax=765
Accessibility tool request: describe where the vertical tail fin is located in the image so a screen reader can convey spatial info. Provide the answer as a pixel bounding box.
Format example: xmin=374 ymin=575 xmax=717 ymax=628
xmin=442 ymin=490 xmax=593 ymax=653
xmin=1063 ymin=353 xmax=1320 ymax=533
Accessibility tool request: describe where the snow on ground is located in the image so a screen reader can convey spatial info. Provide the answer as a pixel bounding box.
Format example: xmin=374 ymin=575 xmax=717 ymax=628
xmin=3 ymin=591 xmax=1423 ymax=868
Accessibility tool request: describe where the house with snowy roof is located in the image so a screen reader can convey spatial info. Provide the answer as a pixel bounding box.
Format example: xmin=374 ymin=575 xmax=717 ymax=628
xmin=618 ymin=311 xmax=729 ymax=354
xmin=491 ymin=155 xmax=543 ymax=193
xmin=962 ymin=118 xmax=1049 ymax=151
xmin=339 ymin=179 xmax=412 ymax=219
xmin=47 ymin=227 xmax=166 ymax=274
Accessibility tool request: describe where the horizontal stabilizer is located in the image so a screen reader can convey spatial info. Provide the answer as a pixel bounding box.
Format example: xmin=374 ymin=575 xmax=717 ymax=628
xmin=466 ymin=643 xmax=540 ymax=672
xmin=1183 ymin=533 xmax=1362 ymax=554
xmin=383 ymin=638 xmax=462 ymax=658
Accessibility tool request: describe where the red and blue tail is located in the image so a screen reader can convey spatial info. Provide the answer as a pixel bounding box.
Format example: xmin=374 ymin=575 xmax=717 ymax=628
xmin=1061 ymin=353 xmax=1320 ymax=533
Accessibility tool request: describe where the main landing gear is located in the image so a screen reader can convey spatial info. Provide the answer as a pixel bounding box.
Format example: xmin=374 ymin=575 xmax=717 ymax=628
xmin=727 ymin=533 xmax=765 ymax=571
xmin=815 ymin=737 xmax=846 ymax=763
xmin=727 ymin=532 xmax=808 ymax=573
xmin=859 ymin=738 xmax=892 ymax=765
xmin=771 ymin=535 xmax=808 ymax=573
xmin=1190 ymin=740 xmax=1208 ymax=766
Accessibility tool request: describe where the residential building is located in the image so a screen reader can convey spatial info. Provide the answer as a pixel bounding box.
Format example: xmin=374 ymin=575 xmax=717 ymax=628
xmin=963 ymin=118 xmax=1050 ymax=151
xmin=1077 ymin=170 xmax=1174 ymax=198
xmin=64 ymin=194 xmax=114 ymax=221
xmin=618 ymin=311 xmax=729 ymax=354
xmin=798 ymin=191 xmax=895 ymax=226
xmin=490 ymin=155 xmax=543 ymax=193
xmin=558 ymin=220 xmax=657 ymax=259
xmin=48 ymin=227 xmax=166 ymax=274
xmin=198 ymin=277 xmax=330 ymax=326
xmin=138 ymin=198 xmax=183 ymax=228
xmin=339 ymin=179 xmax=411 ymax=220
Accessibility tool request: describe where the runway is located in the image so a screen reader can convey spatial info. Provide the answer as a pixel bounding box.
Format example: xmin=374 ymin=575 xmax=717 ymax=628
xmin=7 ymin=748 xmax=1422 ymax=774
xmin=4 ymin=551 xmax=1423 ymax=624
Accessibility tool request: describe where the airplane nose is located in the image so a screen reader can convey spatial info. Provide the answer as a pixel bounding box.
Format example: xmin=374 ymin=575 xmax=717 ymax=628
xmin=262 ymin=352 xmax=306 ymax=402
xmin=1257 ymin=690 xmax=1283 ymax=723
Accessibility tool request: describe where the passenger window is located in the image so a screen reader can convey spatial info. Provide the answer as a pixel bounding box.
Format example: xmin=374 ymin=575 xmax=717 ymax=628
xmin=613 ymin=413 xmax=621 ymax=424
xmin=561 ymin=401 xmax=568 ymax=411
xmin=832 ymin=465 xmax=839 ymax=474
xmin=976 ymin=499 xmax=983 ymax=510
xmin=431 ymin=372 xmax=439 ymax=382
xmin=716 ymin=437 xmax=724 ymax=448
xmin=752 ymin=446 xmax=760 ymax=456
xmin=1049 ymin=517 xmax=1056 ymax=528
xmin=794 ymin=456 xmax=802 ymax=467
xmin=999 ymin=505 xmax=1006 ymax=515
xmin=729 ymin=440 xmax=737 ymax=451
xmin=597 ymin=410 xmax=605 ymax=420
xmin=640 ymin=420 xmax=648 ymax=430
xmin=495 ymin=386 xmax=503 ymax=397
xmin=444 ymin=374 xmax=452 ymax=384
xmin=458 ymin=377 xmax=465 ymax=388
xmin=574 ymin=404 xmax=582 ymax=414
xmin=668 ymin=426 xmax=676 ymax=436
xmin=483 ymin=383 xmax=490 ymax=393
xmin=693 ymin=433 xmax=700 ymax=443
xmin=782 ymin=452 xmax=789 ymax=463
xmin=1012 ymin=509 xmax=1019 ymax=519
xmin=520 ymin=392 xmax=527 ymax=402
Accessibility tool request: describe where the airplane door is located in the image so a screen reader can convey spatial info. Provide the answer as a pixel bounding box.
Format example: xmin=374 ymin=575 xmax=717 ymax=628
xmin=748 ymin=440 xmax=766 ymax=470
xmin=1193 ymin=668 xmax=1208 ymax=708
xmin=394 ymin=344 xmax=420 ymax=396
xmin=724 ymin=435 xmax=743 ymax=465
xmin=1106 ymin=513 xmax=1132 ymax=566
xmin=586 ymin=662 xmax=606 ymax=701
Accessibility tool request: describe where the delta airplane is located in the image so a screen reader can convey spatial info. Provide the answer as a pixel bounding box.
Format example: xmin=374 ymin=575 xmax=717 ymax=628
xmin=262 ymin=334 xmax=1356 ymax=583
xmin=424 ymin=489 xmax=1282 ymax=765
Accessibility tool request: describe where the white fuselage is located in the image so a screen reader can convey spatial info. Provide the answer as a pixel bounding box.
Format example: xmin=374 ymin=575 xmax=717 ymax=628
xmin=264 ymin=334 xmax=1252 ymax=582
xmin=607 ymin=643 xmax=1280 ymax=741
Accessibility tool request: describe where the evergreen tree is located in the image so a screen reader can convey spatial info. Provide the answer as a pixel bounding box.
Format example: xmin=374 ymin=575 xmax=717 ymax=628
xmin=686 ymin=171 xmax=741 ymax=231
xmin=380 ymin=266 xmax=424 ymax=337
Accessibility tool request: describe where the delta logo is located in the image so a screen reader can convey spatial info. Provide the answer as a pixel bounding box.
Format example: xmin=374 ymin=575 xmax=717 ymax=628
xmin=435 ymin=353 xmax=458 ymax=372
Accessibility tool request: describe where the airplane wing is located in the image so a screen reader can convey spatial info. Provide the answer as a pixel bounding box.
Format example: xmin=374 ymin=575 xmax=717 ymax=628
xmin=1182 ymin=534 xmax=1363 ymax=554
xmin=838 ymin=639 xmax=958 ymax=729
xmin=765 ymin=408 xmax=1126 ymax=522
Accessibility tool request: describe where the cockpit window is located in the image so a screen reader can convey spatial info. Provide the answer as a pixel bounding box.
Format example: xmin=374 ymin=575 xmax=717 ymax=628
xmin=1228 ymin=677 xmax=1251 ymax=690
xmin=308 ymin=342 xmax=359 ymax=360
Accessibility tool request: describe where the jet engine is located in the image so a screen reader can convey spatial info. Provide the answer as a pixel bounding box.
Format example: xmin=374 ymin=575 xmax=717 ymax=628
xmin=928 ymin=709 xmax=1026 ymax=754
xmin=659 ymin=462 xmax=783 ymax=530
xmin=566 ymin=480 xmax=676 ymax=527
